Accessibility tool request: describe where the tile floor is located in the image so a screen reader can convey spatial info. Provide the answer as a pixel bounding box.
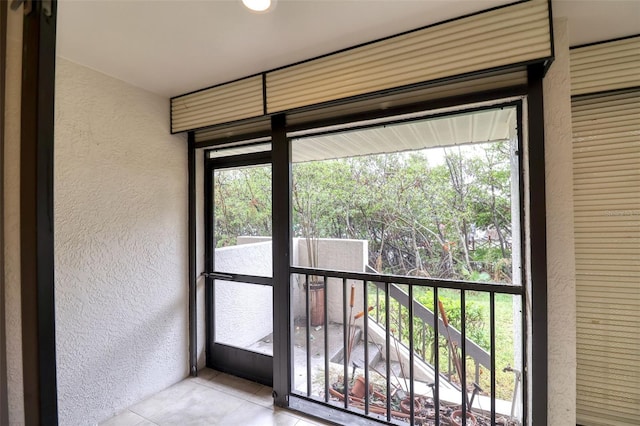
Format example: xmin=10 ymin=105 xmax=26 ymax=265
xmin=100 ymin=369 xmax=333 ymax=426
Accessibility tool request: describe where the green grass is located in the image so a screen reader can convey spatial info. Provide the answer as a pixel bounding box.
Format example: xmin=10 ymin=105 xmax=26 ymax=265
xmin=442 ymin=290 xmax=519 ymax=401
xmin=368 ymin=286 xmax=520 ymax=401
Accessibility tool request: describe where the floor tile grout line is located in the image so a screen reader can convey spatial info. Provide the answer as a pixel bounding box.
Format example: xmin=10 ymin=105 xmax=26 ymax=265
xmin=127 ymin=407 xmax=160 ymax=425
xmin=132 ymin=410 xmax=160 ymax=426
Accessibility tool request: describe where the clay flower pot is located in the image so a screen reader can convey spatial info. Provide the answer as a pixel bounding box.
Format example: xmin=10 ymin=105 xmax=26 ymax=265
xmin=450 ymin=409 xmax=477 ymax=426
xmin=308 ymin=281 xmax=325 ymax=326
xmin=350 ymin=376 xmax=373 ymax=399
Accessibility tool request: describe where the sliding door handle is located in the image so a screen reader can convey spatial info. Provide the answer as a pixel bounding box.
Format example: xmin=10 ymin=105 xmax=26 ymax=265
xmin=201 ymin=272 xmax=234 ymax=280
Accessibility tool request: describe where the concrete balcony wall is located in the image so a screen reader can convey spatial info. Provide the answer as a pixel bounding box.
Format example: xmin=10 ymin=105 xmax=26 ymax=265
xmin=219 ymin=237 xmax=368 ymax=327
xmin=214 ymin=241 xmax=273 ymax=348
xmin=293 ymin=238 xmax=368 ymax=324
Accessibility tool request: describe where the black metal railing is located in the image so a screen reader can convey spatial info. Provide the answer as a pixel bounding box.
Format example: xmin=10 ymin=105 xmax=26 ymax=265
xmin=367 ymin=277 xmax=491 ymax=386
xmin=290 ymin=266 xmax=523 ymax=426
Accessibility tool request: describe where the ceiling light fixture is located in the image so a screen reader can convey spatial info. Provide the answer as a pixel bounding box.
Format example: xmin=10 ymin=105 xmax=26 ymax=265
xmin=242 ymin=0 xmax=275 ymax=13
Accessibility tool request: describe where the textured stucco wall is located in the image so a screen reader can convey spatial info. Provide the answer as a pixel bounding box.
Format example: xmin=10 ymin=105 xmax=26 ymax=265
xmin=543 ymin=19 xmax=577 ymax=424
xmin=54 ymin=58 xmax=188 ymax=425
xmin=294 ymin=238 xmax=367 ymax=323
xmin=3 ymin=3 xmax=24 ymax=424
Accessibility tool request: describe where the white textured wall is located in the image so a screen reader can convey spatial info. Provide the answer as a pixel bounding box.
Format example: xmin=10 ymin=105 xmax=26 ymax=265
xmin=55 ymin=58 xmax=188 ymax=425
xmin=3 ymin=3 xmax=24 ymax=425
xmin=294 ymin=238 xmax=367 ymax=323
xmin=543 ymin=19 xmax=577 ymax=424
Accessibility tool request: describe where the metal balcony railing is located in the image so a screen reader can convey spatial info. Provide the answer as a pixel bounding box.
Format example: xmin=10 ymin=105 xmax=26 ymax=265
xmin=291 ymin=265 xmax=523 ymax=426
xmin=366 ymin=265 xmax=491 ymax=387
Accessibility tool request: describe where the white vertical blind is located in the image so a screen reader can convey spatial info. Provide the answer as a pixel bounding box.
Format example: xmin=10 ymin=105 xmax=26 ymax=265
xmin=573 ymin=89 xmax=640 ymax=426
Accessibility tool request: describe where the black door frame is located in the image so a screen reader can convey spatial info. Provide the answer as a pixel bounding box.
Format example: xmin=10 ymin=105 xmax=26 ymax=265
xmin=204 ymin=150 xmax=275 ymax=386
xmin=0 ymin=2 xmax=9 ymax=421
xmin=200 ymin=83 xmax=547 ymax=425
xmin=20 ymin=0 xmax=59 ymax=424
xmin=17 ymin=0 xmax=549 ymax=423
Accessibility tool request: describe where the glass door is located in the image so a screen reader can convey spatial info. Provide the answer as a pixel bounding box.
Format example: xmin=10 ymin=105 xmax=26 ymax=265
xmin=206 ymin=150 xmax=273 ymax=386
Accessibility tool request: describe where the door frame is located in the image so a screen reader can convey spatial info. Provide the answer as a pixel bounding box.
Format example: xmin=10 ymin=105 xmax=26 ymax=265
xmin=204 ymin=149 xmax=274 ymax=386
xmin=20 ymin=0 xmax=59 ymax=423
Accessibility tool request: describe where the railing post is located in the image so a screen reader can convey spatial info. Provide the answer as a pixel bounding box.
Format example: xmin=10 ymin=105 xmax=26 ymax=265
xmin=342 ymin=278 xmax=349 ymax=409
xmin=376 ymin=287 xmax=380 ymax=324
xmin=422 ymin=323 xmax=426 ymax=359
xmin=305 ymin=275 xmax=311 ymax=397
xmin=323 ymin=275 xmax=329 ymax=403
xmin=398 ymin=302 xmax=402 ymax=341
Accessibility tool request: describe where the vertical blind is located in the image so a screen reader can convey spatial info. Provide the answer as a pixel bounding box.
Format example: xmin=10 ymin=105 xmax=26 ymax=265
xmin=573 ymin=89 xmax=640 ymax=426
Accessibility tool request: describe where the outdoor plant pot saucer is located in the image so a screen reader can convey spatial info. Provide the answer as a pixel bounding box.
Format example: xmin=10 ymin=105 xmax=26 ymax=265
xmin=450 ymin=409 xmax=478 ymax=426
xmin=399 ymin=396 xmax=422 ymax=414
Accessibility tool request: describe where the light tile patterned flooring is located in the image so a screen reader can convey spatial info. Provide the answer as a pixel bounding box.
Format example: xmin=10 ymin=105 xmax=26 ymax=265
xmin=100 ymin=368 xmax=332 ymax=426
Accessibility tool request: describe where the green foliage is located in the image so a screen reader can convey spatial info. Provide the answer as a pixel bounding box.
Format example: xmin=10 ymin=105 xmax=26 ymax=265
xmin=214 ymin=141 xmax=514 ymax=282
xmin=289 ymin=142 xmax=514 ymax=283
xmin=370 ymin=288 xmax=489 ymax=359
xmin=214 ymin=166 xmax=272 ymax=248
xmin=368 ymin=286 xmax=517 ymax=400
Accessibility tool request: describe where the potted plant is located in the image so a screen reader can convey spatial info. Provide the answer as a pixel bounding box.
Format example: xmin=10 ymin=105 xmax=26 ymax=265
xmin=294 ymin=178 xmax=325 ymax=326
xmin=305 ymin=229 xmax=325 ymax=326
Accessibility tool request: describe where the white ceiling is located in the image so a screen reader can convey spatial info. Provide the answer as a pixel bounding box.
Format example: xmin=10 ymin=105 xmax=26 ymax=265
xmin=57 ymin=0 xmax=640 ymax=99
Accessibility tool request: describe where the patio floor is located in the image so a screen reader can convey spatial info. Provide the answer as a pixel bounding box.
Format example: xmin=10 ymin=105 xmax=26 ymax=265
xmin=99 ymin=368 xmax=332 ymax=426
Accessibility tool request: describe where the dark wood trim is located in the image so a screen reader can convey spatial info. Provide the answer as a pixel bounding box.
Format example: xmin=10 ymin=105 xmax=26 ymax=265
xmin=543 ymin=0 xmax=555 ymax=75
xmin=271 ymin=114 xmax=291 ymax=407
xmin=206 ymin=151 xmax=271 ymax=170
xmin=195 ymin=132 xmax=271 ymax=150
xmin=210 ymin=344 xmax=273 ymax=387
xmin=20 ymin=0 xmax=58 ymax=424
xmin=570 ymin=33 xmax=640 ymax=50
xmin=204 ymin=155 xmax=213 ymax=368
xmin=571 ymin=85 xmax=640 ymax=101
xmin=0 ymin=1 xmax=9 ymax=422
xmin=527 ymin=64 xmax=548 ymax=426
xmin=194 ymin=85 xmax=526 ymax=148
xmin=284 ymin=85 xmax=528 ymax=135
xmin=188 ymin=132 xmax=197 ymax=376
xmin=516 ymin=102 xmax=529 ymax=424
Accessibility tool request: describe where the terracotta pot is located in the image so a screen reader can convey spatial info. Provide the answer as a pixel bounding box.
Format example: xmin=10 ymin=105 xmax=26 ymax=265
xmin=400 ymin=397 xmax=422 ymax=414
xmin=450 ymin=409 xmax=477 ymax=426
xmin=350 ymin=376 xmax=372 ymax=399
xmin=309 ymin=281 xmax=325 ymax=326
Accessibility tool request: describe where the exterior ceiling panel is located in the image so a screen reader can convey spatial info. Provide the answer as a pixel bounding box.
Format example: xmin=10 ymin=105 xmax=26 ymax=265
xmin=291 ymin=108 xmax=515 ymax=163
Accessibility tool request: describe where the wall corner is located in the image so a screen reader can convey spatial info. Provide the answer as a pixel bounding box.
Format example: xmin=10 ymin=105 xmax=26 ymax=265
xmin=543 ymin=17 xmax=577 ymax=425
